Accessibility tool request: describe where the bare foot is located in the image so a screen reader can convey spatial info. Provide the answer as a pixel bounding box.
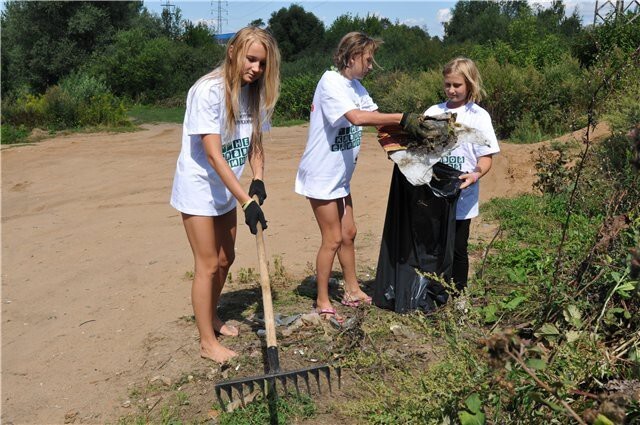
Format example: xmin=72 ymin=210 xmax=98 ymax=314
xmin=314 ymin=301 xmax=344 ymax=323
xmin=213 ymin=316 xmax=239 ymax=337
xmin=200 ymin=341 xmax=237 ymax=364
xmin=342 ymin=287 xmax=372 ymax=306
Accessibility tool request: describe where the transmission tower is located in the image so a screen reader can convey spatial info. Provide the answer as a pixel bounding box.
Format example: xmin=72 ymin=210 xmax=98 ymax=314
xmin=161 ymin=0 xmax=175 ymax=13
xmin=211 ymin=0 xmax=229 ymax=35
xmin=594 ymin=0 xmax=640 ymax=24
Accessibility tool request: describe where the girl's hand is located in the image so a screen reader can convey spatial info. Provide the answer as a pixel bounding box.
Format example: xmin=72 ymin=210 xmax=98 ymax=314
xmin=243 ymin=199 xmax=267 ymax=235
xmin=248 ymin=179 xmax=267 ymax=205
xmin=459 ymin=171 xmax=481 ymax=189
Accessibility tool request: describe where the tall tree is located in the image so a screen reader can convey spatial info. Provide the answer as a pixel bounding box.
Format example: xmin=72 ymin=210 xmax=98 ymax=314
xmin=1 ymin=1 xmax=142 ymax=94
xmin=267 ymin=5 xmax=325 ymax=61
xmin=444 ymin=1 xmax=531 ymax=44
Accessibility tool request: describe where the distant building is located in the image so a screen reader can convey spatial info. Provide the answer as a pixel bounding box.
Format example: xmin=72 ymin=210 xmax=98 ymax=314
xmin=213 ymin=32 xmax=235 ymax=44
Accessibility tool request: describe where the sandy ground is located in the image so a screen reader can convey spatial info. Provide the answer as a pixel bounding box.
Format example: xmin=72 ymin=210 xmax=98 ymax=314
xmin=1 ymin=123 xmax=608 ymax=424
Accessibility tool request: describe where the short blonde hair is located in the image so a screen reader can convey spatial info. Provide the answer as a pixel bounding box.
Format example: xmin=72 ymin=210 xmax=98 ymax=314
xmin=443 ymin=57 xmax=486 ymax=103
xmin=333 ymin=32 xmax=382 ymax=71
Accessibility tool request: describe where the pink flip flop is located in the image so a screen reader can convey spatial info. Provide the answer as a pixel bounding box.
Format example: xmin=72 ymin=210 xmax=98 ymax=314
xmin=316 ymin=307 xmax=345 ymax=324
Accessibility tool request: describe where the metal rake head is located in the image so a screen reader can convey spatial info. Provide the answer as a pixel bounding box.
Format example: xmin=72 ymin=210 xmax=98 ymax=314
xmin=214 ymin=364 xmax=341 ymax=408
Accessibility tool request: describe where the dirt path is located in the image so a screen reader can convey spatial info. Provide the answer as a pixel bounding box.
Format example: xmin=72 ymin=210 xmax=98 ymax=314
xmin=0 ymin=123 xmax=608 ymax=424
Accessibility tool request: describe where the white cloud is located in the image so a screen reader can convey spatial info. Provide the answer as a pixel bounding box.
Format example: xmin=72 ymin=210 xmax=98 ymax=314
xmin=401 ymin=17 xmax=427 ymax=27
xmin=194 ymin=18 xmax=216 ymax=27
xmin=437 ymin=8 xmax=451 ymax=24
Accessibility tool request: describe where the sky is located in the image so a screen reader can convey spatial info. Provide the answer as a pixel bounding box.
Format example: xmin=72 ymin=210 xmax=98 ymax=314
xmin=143 ymin=0 xmax=600 ymax=39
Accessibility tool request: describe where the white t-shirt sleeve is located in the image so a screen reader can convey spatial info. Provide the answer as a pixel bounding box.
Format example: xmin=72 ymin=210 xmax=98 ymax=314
xmin=319 ymin=75 xmax=359 ymax=127
xmin=357 ymin=81 xmax=378 ymax=112
xmin=474 ymin=109 xmax=500 ymax=157
xmin=185 ymin=80 xmax=221 ymax=136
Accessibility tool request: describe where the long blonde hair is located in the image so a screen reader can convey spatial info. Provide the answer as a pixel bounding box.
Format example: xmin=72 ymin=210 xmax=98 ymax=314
xmin=443 ymin=57 xmax=486 ymax=104
xmin=198 ymin=27 xmax=281 ymax=156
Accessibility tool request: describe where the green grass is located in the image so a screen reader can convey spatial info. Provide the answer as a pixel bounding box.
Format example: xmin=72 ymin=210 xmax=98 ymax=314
xmin=218 ymin=393 xmax=316 ymax=425
xmin=271 ymin=117 xmax=307 ymax=127
xmin=128 ymin=104 xmax=309 ymax=128
xmin=128 ymin=104 xmax=185 ymax=124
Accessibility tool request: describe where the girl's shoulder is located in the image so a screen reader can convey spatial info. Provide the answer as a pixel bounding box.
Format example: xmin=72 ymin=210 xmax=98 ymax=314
xmin=464 ymin=102 xmax=485 ymax=112
xmin=319 ymin=69 xmax=344 ymax=84
xmin=465 ymin=102 xmax=492 ymax=119
xmin=191 ymin=74 xmax=224 ymax=95
xmin=424 ymin=102 xmax=448 ymax=116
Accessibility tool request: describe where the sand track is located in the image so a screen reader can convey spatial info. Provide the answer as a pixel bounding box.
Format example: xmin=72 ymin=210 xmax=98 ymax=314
xmin=1 ymin=123 xmax=608 ymax=423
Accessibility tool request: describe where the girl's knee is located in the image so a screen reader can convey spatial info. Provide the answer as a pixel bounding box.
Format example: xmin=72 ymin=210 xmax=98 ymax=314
xmin=343 ymin=225 xmax=357 ymax=244
xmin=218 ymin=250 xmax=235 ymax=270
xmin=195 ymin=258 xmax=222 ymax=279
xmin=321 ymin=236 xmax=343 ymax=253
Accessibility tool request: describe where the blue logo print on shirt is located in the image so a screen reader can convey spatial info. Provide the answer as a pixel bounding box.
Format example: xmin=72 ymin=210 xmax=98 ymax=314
xmin=441 ymin=155 xmax=465 ymax=170
xmin=331 ymin=126 xmax=361 ymax=152
xmin=223 ymin=137 xmax=250 ymax=167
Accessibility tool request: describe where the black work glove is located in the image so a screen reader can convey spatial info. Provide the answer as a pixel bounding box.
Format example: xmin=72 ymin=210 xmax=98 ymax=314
xmin=248 ymin=179 xmax=267 ymax=205
xmin=400 ymin=112 xmax=429 ymax=141
xmin=243 ymin=200 xmax=267 ymax=235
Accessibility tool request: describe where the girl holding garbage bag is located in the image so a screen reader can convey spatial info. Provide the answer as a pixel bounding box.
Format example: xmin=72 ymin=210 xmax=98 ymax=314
xmin=424 ymin=57 xmax=501 ymax=293
xmin=373 ymin=57 xmax=499 ymax=313
xmin=295 ymin=31 xmax=429 ymax=323
xmin=170 ymin=27 xmax=280 ymax=363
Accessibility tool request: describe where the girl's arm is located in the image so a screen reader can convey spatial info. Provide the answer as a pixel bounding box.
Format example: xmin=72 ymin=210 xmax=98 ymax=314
xmin=459 ymin=155 xmax=493 ymax=189
xmin=201 ymin=134 xmax=252 ymax=206
xmin=248 ymin=139 xmax=264 ymax=181
xmin=343 ymin=110 xmax=402 ymax=127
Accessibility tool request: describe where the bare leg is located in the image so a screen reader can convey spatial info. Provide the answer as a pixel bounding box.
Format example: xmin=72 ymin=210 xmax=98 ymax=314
xmin=182 ymin=212 xmax=237 ymax=363
xmin=334 ymin=195 xmax=369 ymax=302
xmin=309 ymin=198 xmax=344 ymax=320
xmin=210 ymin=210 xmax=238 ymax=337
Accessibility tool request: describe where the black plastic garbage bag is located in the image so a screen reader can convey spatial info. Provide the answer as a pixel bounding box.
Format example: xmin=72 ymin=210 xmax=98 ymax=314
xmin=373 ymin=163 xmax=463 ymax=313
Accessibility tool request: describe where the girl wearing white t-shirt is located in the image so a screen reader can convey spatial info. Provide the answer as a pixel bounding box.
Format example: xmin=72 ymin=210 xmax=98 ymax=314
xmin=295 ymin=32 xmax=429 ymax=323
xmin=170 ymin=27 xmax=280 ymax=364
xmin=424 ymin=57 xmax=500 ymax=293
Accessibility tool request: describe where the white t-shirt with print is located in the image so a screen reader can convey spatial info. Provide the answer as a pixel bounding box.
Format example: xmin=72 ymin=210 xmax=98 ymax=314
xmin=295 ymin=70 xmax=378 ymax=200
xmin=170 ymin=77 xmax=255 ymax=216
xmin=424 ymin=102 xmax=500 ymax=220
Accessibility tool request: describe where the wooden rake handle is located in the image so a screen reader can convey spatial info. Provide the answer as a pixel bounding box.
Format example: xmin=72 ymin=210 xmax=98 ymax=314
xmin=253 ymin=196 xmax=278 ymax=350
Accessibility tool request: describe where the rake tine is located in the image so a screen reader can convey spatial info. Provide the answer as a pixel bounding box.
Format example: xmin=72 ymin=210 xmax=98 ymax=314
xmin=301 ymin=371 xmax=311 ymax=395
xmin=278 ymin=375 xmax=288 ymax=394
xmin=247 ymin=380 xmax=255 ymax=395
xmin=215 ymin=386 xmax=224 ymax=409
xmin=236 ymin=383 xmax=246 ymax=407
xmin=310 ymin=368 xmax=321 ymax=394
xmin=321 ymin=366 xmax=332 ymax=392
xmin=223 ymin=385 xmax=233 ymax=405
xmin=291 ymin=372 xmax=301 ymax=395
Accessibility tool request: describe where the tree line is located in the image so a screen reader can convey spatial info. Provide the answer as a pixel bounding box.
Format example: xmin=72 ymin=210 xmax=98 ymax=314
xmin=1 ymin=1 xmax=638 ymax=143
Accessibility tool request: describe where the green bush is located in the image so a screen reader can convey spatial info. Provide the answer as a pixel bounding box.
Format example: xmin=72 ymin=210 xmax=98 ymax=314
xmin=481 ymin=57 xmax=589 ymax=140
xmin=79 ymin=93 xmax=128 ymax=127
xmin=275 ymin=73 xmax=318 ymax=121
xmin=42 ymin=85 xmax=79 ymax=129
xmin=1 ymin=92 xmax=47 ymax=128
xmin=373 ymin=70 xmax=443 ymax=114
xmin=1 ymin=71 xmax=129 ymax=131
xmin=1 ymin=124 xmax=29 ymax=144
xmin=91 ymin=28 xmax=224 ymax=102
xmin=59 ymin=71 xmax=110 ymax=103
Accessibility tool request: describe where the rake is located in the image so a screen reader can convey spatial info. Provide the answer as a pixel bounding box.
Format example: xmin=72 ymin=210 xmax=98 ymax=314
xmin=214 ymin=197 xmax=340 ymax=409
